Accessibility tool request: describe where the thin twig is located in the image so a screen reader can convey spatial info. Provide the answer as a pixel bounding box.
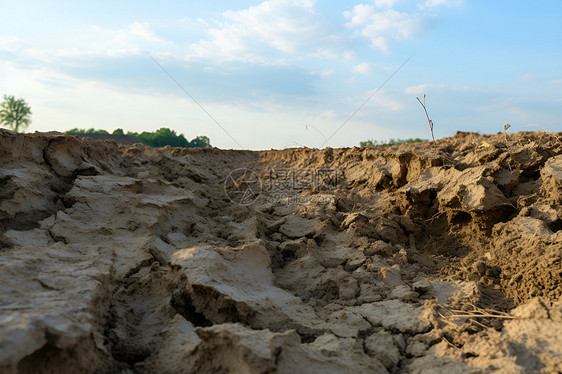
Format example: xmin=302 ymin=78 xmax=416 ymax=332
xmin=445 ymin=313 xmax=518 ymax=319
xmin=423 ymin=211 xmax=444 ymax=223
xmin=442 ymin=337 xmax=461 ymax=351
xmin=421 ymin=236 xmax=436 ymax=252
xmin=503 ymin=124 xmax=513 ymax=171
xmin=467 ymin=302 xmax=511 ymax=316
xmin=468 ymin=318 xmax=490 ymax=330
xmin=439 ymin=303 xmax=520 ymax=319
xmin=417 ymin=94 xmax=437 ymax=154
xmin=503 ymin=124 xmax=511 ymax=147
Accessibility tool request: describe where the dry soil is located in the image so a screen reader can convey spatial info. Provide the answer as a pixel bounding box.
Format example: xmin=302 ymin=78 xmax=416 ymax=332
xmin=0 ymin=129 xmax=561 ymax=373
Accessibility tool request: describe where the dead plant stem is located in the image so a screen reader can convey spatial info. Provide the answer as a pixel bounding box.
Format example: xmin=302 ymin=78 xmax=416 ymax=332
xmin=417 ymin=95 xmax=436 ymax=154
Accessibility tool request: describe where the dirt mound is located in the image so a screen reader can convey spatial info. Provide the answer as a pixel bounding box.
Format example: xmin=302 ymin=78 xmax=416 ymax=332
xmin=1 ymin=128 xmax=561 ymax=373
xmin=68 ymin=132 xmax=144 ymax=145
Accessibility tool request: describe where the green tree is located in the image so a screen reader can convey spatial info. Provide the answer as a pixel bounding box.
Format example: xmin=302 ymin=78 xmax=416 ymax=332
xmin=189 ymin=135 xmax=210 ymax=148
xmin=112 ymin=128 xmax=124 ymax=135
xmin=0 ymin=95 xmax=32 ymax=132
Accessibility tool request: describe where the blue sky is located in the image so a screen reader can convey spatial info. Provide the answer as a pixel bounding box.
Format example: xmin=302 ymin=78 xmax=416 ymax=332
xmin=1 ymin=0 xmax=561 ymax=149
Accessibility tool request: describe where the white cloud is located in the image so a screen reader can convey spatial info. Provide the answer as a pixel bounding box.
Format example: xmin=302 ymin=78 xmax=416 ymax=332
xmin=114 ymin=22 xmax=167 ymax=44
xmin=319 ymin=109 xmax=340 ymax=119
xmin=418 ymin=0 xmax=463 ymax=9
xmin=90 ymin=22 xmax=171 ymax=56
xmin=0 ymin=37 xmax=58 ymax=63
xmin=0 ymin=37 xmax=30 ymax=51
xmin=374 ymin=96 xmax=403 ymax=111
xmin=0 ymin=22 xmax=171 ymax=63
xmin=363 ymin=89 xmax=403 ymax=111
xmin=404 ymin=84 xmax=427 ymax=95
xmin=404 ymin=83 xmax=447 ymax=94
xmin=520 ymin=73 xmax=536 ymax=81
xmin=477 ymin=97 xmax=531 ymax=121
xmin=188 ymin=0 xmax=343 ymax=64
xmin=344 ymin=5 xmax=423 ymax=52
xmin=311 ymin=69 xmax=335 ymax=77
xmin=353 ymin=62 xmax=372 ymax=74
xmin=373 ymin=0 xmax=396 ymax=8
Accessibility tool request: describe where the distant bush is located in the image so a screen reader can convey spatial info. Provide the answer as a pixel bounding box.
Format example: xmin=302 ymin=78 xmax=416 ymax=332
xmin=360 ymin=138 xmax=428 ymax=147
xmin=188 ymin=135 xmax=211 ymax=148
xmin=67 ymin=128 xmax=109 ymax=135
xmin=66 ymin=127 xmax=211 ymax=148
xmin=126 ymin=128 xmax=190 ymax=147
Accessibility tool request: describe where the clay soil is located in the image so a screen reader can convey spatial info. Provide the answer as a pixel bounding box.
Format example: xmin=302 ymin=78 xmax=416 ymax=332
xmin=0 ymin=129 xmax=561 ymax=373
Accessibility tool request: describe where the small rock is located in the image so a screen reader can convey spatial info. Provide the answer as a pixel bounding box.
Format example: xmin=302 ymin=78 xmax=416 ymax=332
xmin=406 ymin=340 xmax=428 ymax=357
xmin=270 ymin=232 xmax=283 ymax=242
xmin=364 ymin=241 xmax=394 ymax=257
xmin=411 ymin=329 xmax=443 ymax=346
xmin=389 ymin=285 xmax=419 ymax=302
xmin=166 ymin=232 xmax=189 ymax=247
xmin=338 ymin=275 xmax=359 ymax=301
xmin=540 ymin=154 xmax=562 ymax=204
xmin=266 ymin=218 xmax=286 ymax=231
xmin=327 ymin=310 xmax=371 ymax=338
xmin=353 ymin=300 xmax=431 ymax=334
xmin=345 ymin=253 xmax=366 ymax=271
xmin=309 ymin=333 xmax=388 ymax=372
xmin=358 ymin=283 xmax=383 ymax=303
xmin=279 ymin=216 xmax=319 ymax=238
xmin=278 ymin=239 xmax=305 ymax=257
xmin=412 ymin=279 xmax=432 ymax=294
xmin=365 ymin=330 xmax=401 ymax=369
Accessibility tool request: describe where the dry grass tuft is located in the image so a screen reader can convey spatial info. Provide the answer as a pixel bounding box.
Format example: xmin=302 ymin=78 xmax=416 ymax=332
xmin=436 ymin=301 xmax=522 ymax=331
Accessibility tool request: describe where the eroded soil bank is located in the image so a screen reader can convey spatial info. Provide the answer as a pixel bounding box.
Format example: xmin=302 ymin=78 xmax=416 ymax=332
xmin=0 ymin=129 xmax=561 ymax=373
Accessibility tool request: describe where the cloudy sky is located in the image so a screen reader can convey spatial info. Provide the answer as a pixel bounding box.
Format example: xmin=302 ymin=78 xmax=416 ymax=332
xmin=1 ymin=0 xmax=561 ymax=149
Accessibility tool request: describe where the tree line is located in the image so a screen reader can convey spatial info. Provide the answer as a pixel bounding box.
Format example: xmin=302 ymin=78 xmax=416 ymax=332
xmin=0 ymin=95 xmax=211 ymax=148
xmin=66 ymin=127 xmax=211 ymax=148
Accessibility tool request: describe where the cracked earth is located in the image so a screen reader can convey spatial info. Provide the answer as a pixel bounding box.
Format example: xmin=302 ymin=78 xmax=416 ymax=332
xmin=1 ymin=129 xmax=561 ymax=373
